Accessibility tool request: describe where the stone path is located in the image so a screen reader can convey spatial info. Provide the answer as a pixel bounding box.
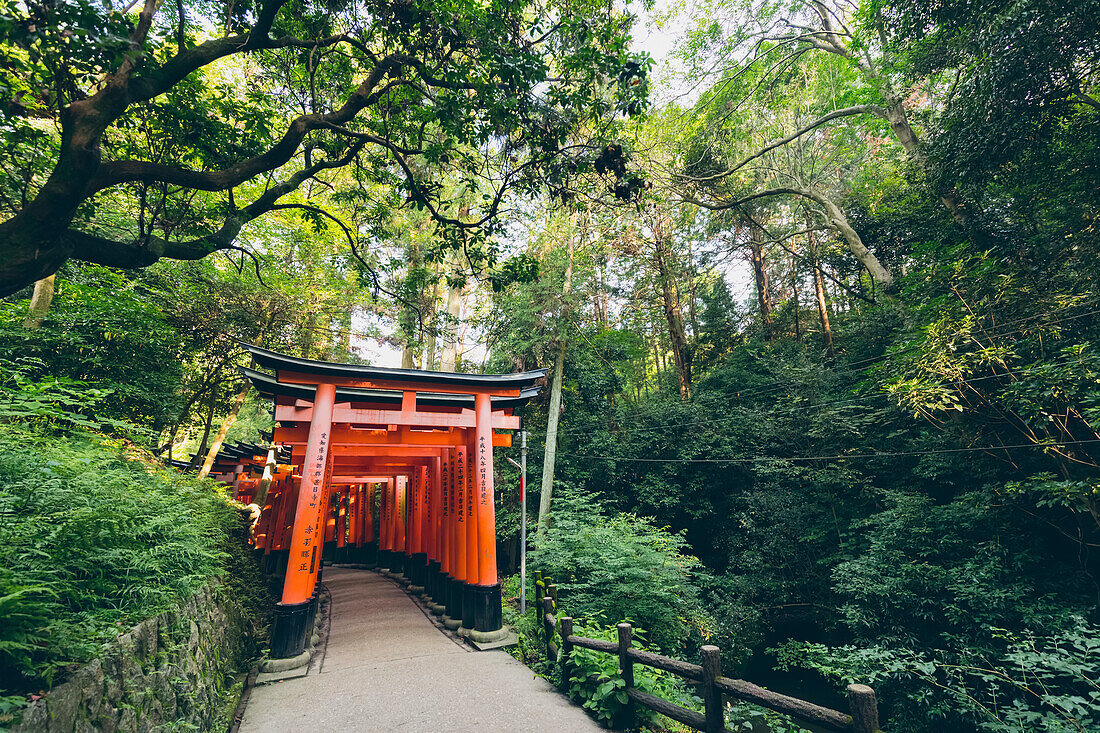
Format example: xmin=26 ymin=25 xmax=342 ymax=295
xmin=239 ymin=567 xmax=601 ymax=732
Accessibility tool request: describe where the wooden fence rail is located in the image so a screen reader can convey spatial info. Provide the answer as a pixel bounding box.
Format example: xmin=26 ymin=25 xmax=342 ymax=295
xmin=533 ymin=573 xmax=881 ymax=733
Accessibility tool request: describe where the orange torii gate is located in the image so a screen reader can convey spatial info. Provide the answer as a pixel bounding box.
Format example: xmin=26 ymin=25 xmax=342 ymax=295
xmin=240 ymin=345 xmax=545 ymax=659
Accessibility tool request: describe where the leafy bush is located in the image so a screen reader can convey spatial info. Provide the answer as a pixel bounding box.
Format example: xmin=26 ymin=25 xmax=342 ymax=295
xmin=769 ymin=487 xmax=1098 ymax=732
xmin=775 ymin=617 xmax=1100 ymax=732
xmin=0 ymin=421 xmax=266 ymax=697
xmin=562 ymin=617 xmax=699 ymax=729
xmin=530 ymin=487 xmax=708 ymax=652
xmin=0 ymin=264 xmax=184 ymax=432
xmin=830 ymin=490 xmax=1089 ymax=648
xmin=0 ymin=357 xmax=134 ymax=436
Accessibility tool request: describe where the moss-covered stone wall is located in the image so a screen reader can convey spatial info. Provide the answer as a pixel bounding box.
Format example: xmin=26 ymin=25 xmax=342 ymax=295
xmin=13 ymin=581 xmax=255 ymax=733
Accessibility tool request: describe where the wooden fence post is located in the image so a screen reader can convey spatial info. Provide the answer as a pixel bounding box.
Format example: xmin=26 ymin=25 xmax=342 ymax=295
xmin=617 ymin=622 xmax=634 ymax=723
xmin=560 ymin=616 xmax=574 ymax=680
xmin=847 ymin=684 xmax=880 ymax=733
xmin=543 ymin=596 xmax=556 ymax=659
xmin=701 ymin=645 xmax=723 ymax=733
xmin=534 ymin=570 xmax=543 ymax=608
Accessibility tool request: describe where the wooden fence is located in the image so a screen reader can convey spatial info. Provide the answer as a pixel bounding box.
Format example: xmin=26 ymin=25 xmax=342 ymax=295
xmin=534 ymin=573 xmax=881 ymax=733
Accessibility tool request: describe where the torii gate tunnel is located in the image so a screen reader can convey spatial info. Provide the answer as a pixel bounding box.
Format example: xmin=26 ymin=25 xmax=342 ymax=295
xmin=239 ymin=344 xmax=546 ymax=658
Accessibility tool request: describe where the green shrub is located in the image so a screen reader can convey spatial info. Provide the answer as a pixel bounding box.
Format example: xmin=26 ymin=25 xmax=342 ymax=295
xmin=562 ymin=617 xmax=699 ymax=729
xmin=0 ymin=357 xmax=134 ymax=436
xmin=0 ymin=422 xmax=262 ymax=696
xmin=529 ymin=487 xmax=708 ymax=653
xmin=775 ymin=617 xmax=1100 ymax=732
xmin=0 ymin=264 xmax=184 ymax=432
xmin=769 ymin=489 xmax=1100 ymax=732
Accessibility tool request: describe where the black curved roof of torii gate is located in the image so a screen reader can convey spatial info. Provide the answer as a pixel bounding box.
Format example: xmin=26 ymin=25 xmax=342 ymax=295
xmin=240 ymin=367 xmax=543 ymax=409
xmin=241 ymin=342 xmax=547 ymax=391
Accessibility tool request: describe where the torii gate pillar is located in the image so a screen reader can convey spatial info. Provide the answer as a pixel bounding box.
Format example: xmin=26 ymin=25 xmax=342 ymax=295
xmin=270 ymin=381 xmax=335 ymax=659
xmin=468 ymin=392 xmax=506 ymax=641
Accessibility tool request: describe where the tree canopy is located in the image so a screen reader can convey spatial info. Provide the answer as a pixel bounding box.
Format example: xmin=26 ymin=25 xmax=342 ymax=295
xmin=0 ymin=0 xmax=649 ymax=295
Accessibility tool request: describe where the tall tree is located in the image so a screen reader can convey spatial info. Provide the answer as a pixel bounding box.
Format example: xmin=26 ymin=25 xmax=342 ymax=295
xmin=675 ymin=0 xmax=972 ymax=224
xmin=651 ymin=215 xmax=692 ymax=399
xmin=538 ymin=216 xmax=575 ymax=529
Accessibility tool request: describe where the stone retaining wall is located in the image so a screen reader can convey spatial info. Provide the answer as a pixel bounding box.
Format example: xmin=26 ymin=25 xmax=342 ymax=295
xmin=13 ymin=581 xmax=255 ymax=733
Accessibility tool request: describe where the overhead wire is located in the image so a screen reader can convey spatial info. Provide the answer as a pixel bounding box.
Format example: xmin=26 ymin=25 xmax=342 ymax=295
xmin=556 ymin=301 xmax=1100 ymax=439
xmin=564 ymin=440 xmax=1100 ymax=465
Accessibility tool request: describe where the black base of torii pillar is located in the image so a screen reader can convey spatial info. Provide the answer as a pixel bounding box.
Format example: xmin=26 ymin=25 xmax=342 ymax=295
xmin=408 ymin=552 xmax=428 ymax=591
xmin=466 ymin=584 xmax=505 ymax=641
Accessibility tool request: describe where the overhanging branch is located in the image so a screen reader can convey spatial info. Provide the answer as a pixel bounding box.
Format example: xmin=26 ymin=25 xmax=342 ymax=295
xmin=95 ymin=57 xmax=405 ymax=194
xmin=127 ymin=32 xmax=350 ymax=103
xmin=681 ymin=105 xmax=884 ymax=183
xmin=68 ymin=142 xmax=366 ymax=268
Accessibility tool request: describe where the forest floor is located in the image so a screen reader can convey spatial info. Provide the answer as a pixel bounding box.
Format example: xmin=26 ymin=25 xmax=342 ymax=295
xmin=239 ymin=568 xmax=599 ymax=732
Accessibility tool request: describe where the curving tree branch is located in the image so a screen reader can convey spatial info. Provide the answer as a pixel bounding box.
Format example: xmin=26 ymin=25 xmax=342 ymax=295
xmin=681 ymin=104 xmax=886 ymax=183
xmin=93 ymin=57 xmax=405 ymax=193
xmin=65 ymin=141 xmax=366 ymax=271
xmin=679 ymin=185 xmax=894 ymax=286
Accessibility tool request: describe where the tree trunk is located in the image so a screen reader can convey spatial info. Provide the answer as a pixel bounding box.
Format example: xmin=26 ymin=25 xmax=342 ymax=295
xmin=537 ymin=228 xmax=574 ymax=530
xmin=253 ymin=448 xmax=278 ymax=509
xmin=804 ymin=188 xmax=893 ymax=288
xmin=789 ymin=251 xmax=801 ymax=341
xmin=813 ymin=259 xmax=834 ymax=355
xmin=748 ymin=222 xmax=772 ymax=337
xmin=686 ymin=238 xmax=699 ymax=338
xmin=22 ymin=275 xmax=56 ymax=329
xmin=190 ymin=376 xmax=220 ymax=469
xmin=423 ymin=261 xmax=441 ymax=370
xmin=538 ymin=341 xmax=566 ymax=531
xmin=440 ymin=280 xmax=463 ymax=371
xmin=807 ymin=228 xmax=834 ymax=356
xmin=653 ymin=232 xmax=691 ymax=400
xmin=650 ymin=318 xmax=661 ymax=389
xmin=198 ymin=382 xmax=249 ymax=479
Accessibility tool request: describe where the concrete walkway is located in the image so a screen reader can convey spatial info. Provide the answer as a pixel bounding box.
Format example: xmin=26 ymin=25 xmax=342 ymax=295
xmin=239 ymin=568 xmax=602 ymax=732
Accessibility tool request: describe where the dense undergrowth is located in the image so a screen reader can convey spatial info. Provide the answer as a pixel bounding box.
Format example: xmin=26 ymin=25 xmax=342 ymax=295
xmin=504 ymin=491 xmax=828 ymax=732
xmin=494 ymin=237 xmax=1100 ymax=731
xmin=0 ymin=416 xmax=270 ymax=716
xmin=0 ymin=264 xmax=280 ymax=724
